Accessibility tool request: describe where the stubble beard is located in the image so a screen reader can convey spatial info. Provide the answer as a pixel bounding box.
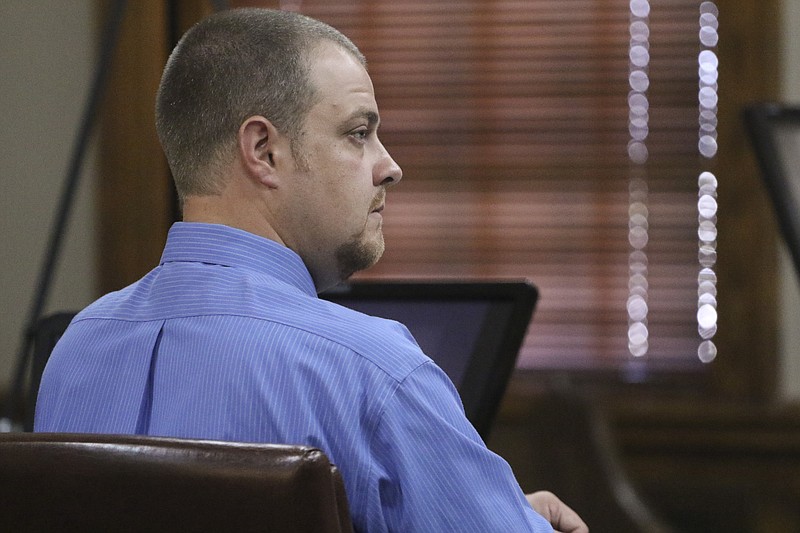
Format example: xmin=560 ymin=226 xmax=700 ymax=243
xmin=335 ymin=217 xmax=385 ymax=281
xmin=335 ymin=187 xmax=387 ymax=280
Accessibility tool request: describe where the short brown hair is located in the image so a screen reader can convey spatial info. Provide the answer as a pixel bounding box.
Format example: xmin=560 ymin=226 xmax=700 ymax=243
xmin=155 ymin=8 xmax=365 ymax=200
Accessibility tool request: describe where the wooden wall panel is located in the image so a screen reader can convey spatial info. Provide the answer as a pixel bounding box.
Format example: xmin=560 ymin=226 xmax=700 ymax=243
xmin=713 ymin=0 xmax=782 ymax=399
xmin=96 ymin=0 xmax=215 ymax=294
xmin=97 ymin=0 xmax=171 ymax=293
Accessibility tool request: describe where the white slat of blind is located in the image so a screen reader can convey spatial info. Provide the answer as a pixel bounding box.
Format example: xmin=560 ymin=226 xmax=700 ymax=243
xmin=281 ymin=0 xmax=707 ymax=370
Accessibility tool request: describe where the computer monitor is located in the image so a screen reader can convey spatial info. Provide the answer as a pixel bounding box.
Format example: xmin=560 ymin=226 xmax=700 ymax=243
xmin=744 ymin=103 xmax=800 ymax=278
xmin=321 ymin=280 xmax=538 ymax=439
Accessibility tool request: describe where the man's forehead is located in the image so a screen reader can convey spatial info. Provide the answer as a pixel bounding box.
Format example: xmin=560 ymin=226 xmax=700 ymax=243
xmin=309 ymin=44 xmax=380 ymax=125
xmin=307 ymin=42 xmax=373 ymax=91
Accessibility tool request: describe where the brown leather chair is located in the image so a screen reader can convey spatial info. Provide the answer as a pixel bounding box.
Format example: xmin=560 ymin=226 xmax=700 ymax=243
xmin=0 ymin=432 xmax=353 ymax=533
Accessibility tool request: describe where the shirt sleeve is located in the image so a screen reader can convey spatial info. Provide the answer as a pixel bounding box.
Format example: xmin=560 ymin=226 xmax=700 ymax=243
xmin=363 ymin=360 xmax=554 ymax=533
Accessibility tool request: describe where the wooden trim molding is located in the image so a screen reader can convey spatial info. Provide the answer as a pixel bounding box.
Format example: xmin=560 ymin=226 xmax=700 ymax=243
xmin=97 ymin=0 xmax=172 ymax=294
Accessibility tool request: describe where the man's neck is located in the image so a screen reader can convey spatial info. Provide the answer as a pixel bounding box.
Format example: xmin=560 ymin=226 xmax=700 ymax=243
xmin=182 ymin=194 xmax=286 ymax=248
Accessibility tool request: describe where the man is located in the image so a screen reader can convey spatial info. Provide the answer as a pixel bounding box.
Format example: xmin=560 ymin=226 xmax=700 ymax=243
xmin=35 ymin=8 xmax=587 ymax=533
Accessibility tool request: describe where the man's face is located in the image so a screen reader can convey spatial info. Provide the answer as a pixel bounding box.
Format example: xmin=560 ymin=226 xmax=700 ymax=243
xmin=279 ymin=42 xmax=402 ymax=291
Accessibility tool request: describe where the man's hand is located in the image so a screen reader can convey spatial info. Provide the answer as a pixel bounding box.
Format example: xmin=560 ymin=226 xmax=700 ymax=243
xmin=526 ymin=491 xmax=588 ymax=533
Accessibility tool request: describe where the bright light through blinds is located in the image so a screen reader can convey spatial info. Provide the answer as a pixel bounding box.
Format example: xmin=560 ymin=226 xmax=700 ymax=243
xmin=697 ymin=1 xmax=719 ymax=363
xmin=627 ymin=0 xmax=719 ymax=363
xmin=628 ymin=0 xmax=651 ymax=357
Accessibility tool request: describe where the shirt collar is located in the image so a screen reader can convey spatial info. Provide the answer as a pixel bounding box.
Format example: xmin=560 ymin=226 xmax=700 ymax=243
xmin=160 ymin=222 xmax=318 ymax=297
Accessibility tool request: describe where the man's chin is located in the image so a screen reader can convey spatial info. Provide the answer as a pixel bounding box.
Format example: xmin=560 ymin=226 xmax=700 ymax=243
xmin=335 ymin=233 xmax=385 ymax=280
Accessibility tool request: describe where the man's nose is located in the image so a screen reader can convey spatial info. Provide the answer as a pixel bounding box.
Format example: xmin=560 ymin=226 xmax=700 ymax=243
xmin=374 ymin=142 xmax=403 ymax=186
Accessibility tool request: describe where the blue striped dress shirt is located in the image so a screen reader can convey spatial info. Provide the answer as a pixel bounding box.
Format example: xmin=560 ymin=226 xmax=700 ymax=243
xmin=35 ymin=222 xmax=552 ymax=532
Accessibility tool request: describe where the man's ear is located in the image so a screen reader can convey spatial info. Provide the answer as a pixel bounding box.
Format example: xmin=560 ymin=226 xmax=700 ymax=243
xmin=238 ymin=115 xmax=287 ymax=189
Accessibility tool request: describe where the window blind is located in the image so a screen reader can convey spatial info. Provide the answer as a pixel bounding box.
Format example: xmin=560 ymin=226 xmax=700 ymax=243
xmin=245 ymin=0 xmax=715 ymax=372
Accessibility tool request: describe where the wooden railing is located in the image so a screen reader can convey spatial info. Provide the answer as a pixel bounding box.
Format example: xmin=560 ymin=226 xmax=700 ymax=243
xmin=489 ymin=386 xmax=800 ymax=533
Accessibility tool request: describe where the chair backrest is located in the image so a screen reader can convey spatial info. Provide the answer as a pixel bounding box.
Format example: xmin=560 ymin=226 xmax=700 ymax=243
xmin=0 ymin=432 xmax=354 ymax=533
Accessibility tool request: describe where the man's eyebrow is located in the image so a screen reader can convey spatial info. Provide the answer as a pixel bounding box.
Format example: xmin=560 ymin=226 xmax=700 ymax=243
xmin=348 ymin=108 xmax=380 ymax=127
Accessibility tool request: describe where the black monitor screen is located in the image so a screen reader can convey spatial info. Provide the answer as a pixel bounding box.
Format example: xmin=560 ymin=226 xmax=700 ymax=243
xmin=327 ymin=298 xmax=490 ymax=387
xmin=321 ymin=281 xmax=538 ymax=439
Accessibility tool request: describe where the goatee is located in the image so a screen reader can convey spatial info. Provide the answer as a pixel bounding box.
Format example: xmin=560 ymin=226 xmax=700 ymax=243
xmin=335 ymin=190 xmax=387 ymax=280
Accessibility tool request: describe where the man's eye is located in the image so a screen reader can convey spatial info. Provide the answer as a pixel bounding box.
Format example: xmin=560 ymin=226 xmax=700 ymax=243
xmin=351 ymin=129 xmax=369 ymax=141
